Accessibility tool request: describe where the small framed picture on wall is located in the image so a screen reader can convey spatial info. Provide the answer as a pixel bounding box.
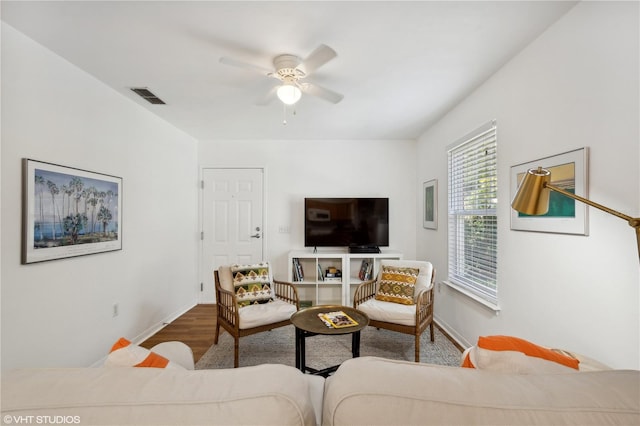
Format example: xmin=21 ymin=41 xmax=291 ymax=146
xmin=423 ymin=179 xmax=437 ymax=230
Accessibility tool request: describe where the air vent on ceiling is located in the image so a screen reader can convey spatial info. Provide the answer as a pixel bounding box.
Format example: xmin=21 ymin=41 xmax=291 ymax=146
xmin=130 ymin=87 xmax=166 ymax=105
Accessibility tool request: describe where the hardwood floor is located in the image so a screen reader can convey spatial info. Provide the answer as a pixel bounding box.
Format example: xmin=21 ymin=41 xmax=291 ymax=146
xmin=140 ymin=304 xmax=463 ymax=364
xmin=140 ymin=304 xmax=217 ymax=363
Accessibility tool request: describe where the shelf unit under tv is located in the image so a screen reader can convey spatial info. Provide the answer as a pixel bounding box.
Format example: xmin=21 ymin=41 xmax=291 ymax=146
xmin=287 ymin=249 xmax=403 ymax=306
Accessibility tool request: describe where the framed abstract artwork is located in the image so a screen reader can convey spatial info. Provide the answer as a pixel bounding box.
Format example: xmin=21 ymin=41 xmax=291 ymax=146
xmin=423 ymin=179 xmax=438 ymax=229
xmin=510 ymin=147 xmax=589 ymax=235
xmin=22 ymin=159 xmax=122 ymax=264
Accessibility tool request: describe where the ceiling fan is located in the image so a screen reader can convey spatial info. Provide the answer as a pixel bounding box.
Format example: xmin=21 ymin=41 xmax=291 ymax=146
xmin=220 ymin=44 xmax=344 ymax=106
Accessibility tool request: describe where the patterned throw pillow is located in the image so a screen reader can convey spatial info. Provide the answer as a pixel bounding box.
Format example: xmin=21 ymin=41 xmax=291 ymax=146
xmin=231 ymin=262 xmax=275 ymax=308
xmin=375 ymin=266 xmax=419 ymax=305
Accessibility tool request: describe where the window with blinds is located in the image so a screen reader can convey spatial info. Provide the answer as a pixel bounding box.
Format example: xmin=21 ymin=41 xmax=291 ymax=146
xmin=447 ymin=120 xmax=498 ymax=306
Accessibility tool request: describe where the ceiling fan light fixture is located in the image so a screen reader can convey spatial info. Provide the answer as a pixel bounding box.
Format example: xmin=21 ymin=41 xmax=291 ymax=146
xmin=277 ymin=83 xmax=302 ymax=105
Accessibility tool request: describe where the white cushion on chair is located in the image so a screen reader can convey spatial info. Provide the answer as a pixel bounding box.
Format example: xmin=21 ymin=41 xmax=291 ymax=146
xmin=357 ymin=298 xmax=417 ymax=326
xmin=218 ymin=265 xmax=234 ymax=292
xmin=238 ymin=300 xmax=297 ymax=329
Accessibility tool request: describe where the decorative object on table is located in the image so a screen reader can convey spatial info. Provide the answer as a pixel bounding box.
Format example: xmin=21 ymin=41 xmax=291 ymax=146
xmin=318 ymin=311 xmax=359 ymax=328
xmin=21 ymin=158 xmax=122 ymax=264
xmin=422 ymin=179 xmax=438 ymax=229
xmin=511 ymin=150 xmax=640 ymax=261
xmin=510 ymin=148 xmax=588 ymax=235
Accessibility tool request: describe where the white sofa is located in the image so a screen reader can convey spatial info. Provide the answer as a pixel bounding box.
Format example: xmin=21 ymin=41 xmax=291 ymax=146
xmin=1 ymin=364 xmax=324 ymax=426
xmin=2 ymin=356 xmax=638 ymax=425
xmin=323 ymin=357 xmax=639 ymax=425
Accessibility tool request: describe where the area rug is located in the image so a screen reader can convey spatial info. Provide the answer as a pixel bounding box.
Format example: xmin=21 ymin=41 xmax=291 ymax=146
xmin=195 ymin=325 xmax=462 ymax=370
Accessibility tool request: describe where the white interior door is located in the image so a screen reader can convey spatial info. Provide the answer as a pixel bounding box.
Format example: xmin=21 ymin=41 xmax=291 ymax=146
xmin=200 ymin=168 xmax=264 ymax=302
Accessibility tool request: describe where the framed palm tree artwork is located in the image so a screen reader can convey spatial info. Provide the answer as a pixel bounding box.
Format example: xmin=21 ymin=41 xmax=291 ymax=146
xmin=22 ymin=159 xmax=122 ymax=264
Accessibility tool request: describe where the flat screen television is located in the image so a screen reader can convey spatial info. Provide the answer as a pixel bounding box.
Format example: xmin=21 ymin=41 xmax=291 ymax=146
xmin=304 ymin=198 xmax=389 ymax=252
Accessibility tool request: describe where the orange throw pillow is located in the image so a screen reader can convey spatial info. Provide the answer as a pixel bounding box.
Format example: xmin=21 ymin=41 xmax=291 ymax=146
xmin=461 ymin=351 xmax=475 ymax=368
xmin=106 ymin=337 xmax=170 ymax=368
xmin=470 ymin=335 xmax=579 ymax=370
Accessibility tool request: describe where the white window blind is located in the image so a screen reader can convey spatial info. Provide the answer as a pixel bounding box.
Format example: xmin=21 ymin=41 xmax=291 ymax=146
xmin=447 ymin=121 xmax=498 ymax=306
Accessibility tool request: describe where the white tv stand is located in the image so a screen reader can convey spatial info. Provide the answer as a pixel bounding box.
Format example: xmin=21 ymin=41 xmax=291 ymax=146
xmin=287 ymin=249 xmax=403 ymax=306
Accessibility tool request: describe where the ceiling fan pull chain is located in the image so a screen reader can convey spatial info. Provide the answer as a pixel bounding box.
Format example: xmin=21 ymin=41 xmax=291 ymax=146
xmin=282 ymin=103 xmax=298 ymax=125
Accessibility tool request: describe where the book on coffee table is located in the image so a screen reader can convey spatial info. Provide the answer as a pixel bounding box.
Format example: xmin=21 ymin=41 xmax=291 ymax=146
xmin=317 ymin=311 xmax=359 ymax=328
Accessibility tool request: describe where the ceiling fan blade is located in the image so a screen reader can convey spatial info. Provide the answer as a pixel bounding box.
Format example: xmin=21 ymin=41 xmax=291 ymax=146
xmin=255 ymin=85 xmax=278 ymax=106
xmin=219 ymin=56 xmax=273 ymax=76
xmin=301 ymin=82 xmax=344 ymax=104
xmin=299 ymin=44 xmax=337 ymax=75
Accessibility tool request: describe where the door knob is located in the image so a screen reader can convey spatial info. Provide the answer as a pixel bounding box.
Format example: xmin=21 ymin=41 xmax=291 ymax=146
xmin=250 ymin=233 xmax=261 ymax=239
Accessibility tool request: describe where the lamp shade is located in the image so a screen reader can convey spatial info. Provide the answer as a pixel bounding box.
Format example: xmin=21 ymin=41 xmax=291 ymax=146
xmin=276 ymin=84 xmax=302 ymax=105
xmin=511 ymin=167 xmax=552 ymax=215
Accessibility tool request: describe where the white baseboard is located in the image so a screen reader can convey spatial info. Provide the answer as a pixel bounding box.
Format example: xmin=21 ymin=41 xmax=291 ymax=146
xmin=434 ymin=314 xmax=472 ymax=350
xmin=89 ymin=301 xmax=197 ymax=368
xmin=131 ymin=301 xmax=197 ymax=345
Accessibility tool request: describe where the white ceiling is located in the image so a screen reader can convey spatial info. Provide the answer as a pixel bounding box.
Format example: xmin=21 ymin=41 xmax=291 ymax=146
xmin=2 ymin=1 xmax=577 ymax=141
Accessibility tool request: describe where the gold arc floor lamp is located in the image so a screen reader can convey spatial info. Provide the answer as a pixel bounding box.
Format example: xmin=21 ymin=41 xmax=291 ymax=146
xmin=511 ymin=167 xmax=640 ymax=261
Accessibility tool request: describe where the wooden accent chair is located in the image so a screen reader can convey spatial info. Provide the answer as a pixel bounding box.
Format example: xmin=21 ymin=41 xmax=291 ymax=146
xmin=353 ymin=260 xmax=435 ymax=362
xmin=214 ymin=263 xmax=299 ymax=368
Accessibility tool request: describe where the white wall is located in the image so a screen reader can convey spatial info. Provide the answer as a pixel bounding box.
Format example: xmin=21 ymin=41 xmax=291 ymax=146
xmin=1 ymin=24 xmax=200 ymax=371
xmin=3 ymin=1 xmax=636 ymax=373
xmin=417 ymin=1 xmax=639 ymax=369
xmin=198 ymin=139 xmax=417 ymax=278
